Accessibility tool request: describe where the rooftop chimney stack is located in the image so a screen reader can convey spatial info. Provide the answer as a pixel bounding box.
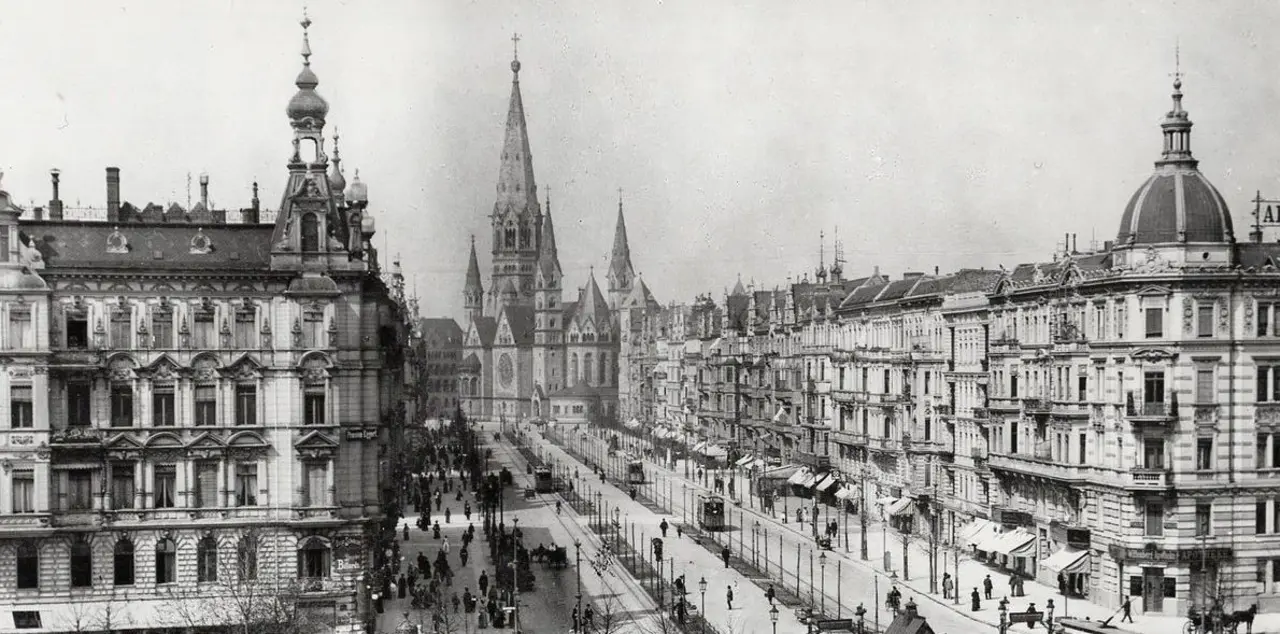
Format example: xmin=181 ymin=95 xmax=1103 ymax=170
xmin=106 ymin=167 xmax=121 ymax=223
xmin=242 ymin=181 xmax=260 ymax=224
xmin=49 ymin=169 xmax=63 ymax=220
xmin=199 ymin=173 xmax=209 ymax=207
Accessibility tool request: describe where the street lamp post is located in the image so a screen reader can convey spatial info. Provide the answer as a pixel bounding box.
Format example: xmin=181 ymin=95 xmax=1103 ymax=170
xmin=753 ymin=521 xmax=760 ymax=568
xmin=769 ymin=604 xmax=779 ymax=634
xmin=574 ymin=539 xmax=583 ymax=626
xmin=859 ymin=468 xmax=869 ymax=561
xmin=699 ymin=577 xmax=708 ymax=634
xmin=998 ymin=596 xmax=1009 ymax=634
xmin=819 ymin=551 xmax=827 ymax=616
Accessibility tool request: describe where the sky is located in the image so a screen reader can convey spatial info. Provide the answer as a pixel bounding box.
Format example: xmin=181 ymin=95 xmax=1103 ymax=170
xmin=2 ymin=1 xmax=1280 ymax=323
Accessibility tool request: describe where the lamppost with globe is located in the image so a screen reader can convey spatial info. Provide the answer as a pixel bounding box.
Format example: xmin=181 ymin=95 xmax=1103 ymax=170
xmin=769 ymin=604 xmax=779 ymax=634
xmin=698 ymin=577 xmax=708 ymax=634
xmin=819 ymin=551 xmax=827 ymax=616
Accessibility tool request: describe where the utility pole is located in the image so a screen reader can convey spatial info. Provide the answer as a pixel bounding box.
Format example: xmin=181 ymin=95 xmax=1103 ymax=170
xmin=929 ymin=481 xmax=938 ymax=595
xmin=860 ymin=467 xmax=868 ymax=560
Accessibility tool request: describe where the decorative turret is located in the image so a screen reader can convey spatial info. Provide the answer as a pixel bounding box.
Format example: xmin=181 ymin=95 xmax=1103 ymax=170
xmin=607 ymin=189 xmax=636 ymax=309
xmin=464 ymin=235 xmax=485 ymax=325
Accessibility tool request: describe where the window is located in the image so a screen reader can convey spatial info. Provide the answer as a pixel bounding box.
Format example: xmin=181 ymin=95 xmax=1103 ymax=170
xmin=8 ymin=307 xmax=33 ymax=349
xmin=155 ymin=538 xmax=176 ymax=584
xmin=110 ymin=308 xmax=131 ymax=348
xmin=303 ymin=462 xmax=328 ymax=507
xmin=303 ymin=309 xmax=325 ymax=349
xmin=154 ymin=465 xmax=176 ymax=508
xmin=1196 ymin=438 xmax=1213 ymax=471
xmin=16 ymin=542 xmax=39 ymax=589
xmin=1144 ymin=502 xmax=1164 ymax=536
xmin=111 ymin=463 xmax=135 ymax=509
xmin=193 ymin=309 xmax=216 ymax=349
xmin=1078 ymin=433 xmax=1086 ymax=465
xmin=1197 ymin=304 xmax=1214 ymax=338
xmin=1196 ymin=503 xmax=1212 ymax=537
xmin=1143 ymin=439 xmax=1164 ymax=469
xmin=235 ymin=463 xmax=258 ymax=506
xmin=1143 ymin=371 xmax=1165 ymax=404
xmin=1261 ymin=434 xmax=1280 ymax=469
xmin=1077 ymin=376 xmax=1087 ymax=402
xmin=113 ymin=539 xmax=135 ymax=586
xmin=298 ymin=538 xmax=331 ymax=579
xmin=1258 ymin=365 xmax=1280 ymax=402
xmin=152 ymin=385 xmax=175 ymax=427
xmin=235 ymin=385 xmax=257 ymax=426
xmin=1010 ymin=374 xmax=1019 ymax=398
xmin=1260 ymin=302 xmax=1276 ymax=337
xmin=304 ymin=390 xmax=325 ymax=426
xmin=1145 ymin=307 xmax=1163 ymax=338
xmin=195 ymin=461 xmax=219 ymax=508
xmin=301 ymin=213 xmax=320 ymax=251
xmin=67 ymin=381 xmax=91 ymax=427
xmin=151 ymin=309 xmax=173 ymax=348
xmin=197 ymin=535 xmax=218 ymax=583
xmin=237 ymin=535 xmax=258 ymax=581
xmin=195 ymin=385 xmax=217 ymax=426
xmin=66 ymin=312 xmax=88 ymax=349
xmin=11 ymin=612 xmax=39 ymax=629
xmin=11 ymin=469 xmax=33 ymax=513
xmin=1196 ymin=368 xmax=1214 ymax=404
xmin=10 ymin=385 xmax=32 ymax=428
xmin=110 ymin=385 xmax=134 ymax=427
xmin=70 ymin=537 xmax=92 ymax=588
xmin=66 ymin=469 xmax=93 ymax=511
xmin=1258 ymin=500 xmax=1269 ymax=534
xmin=234 ymin=310 xmax=256 ymax=348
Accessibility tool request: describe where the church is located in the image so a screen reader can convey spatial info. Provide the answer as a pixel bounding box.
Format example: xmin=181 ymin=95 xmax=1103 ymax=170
xmin=458 ymin=44 xmax=658 ymax=424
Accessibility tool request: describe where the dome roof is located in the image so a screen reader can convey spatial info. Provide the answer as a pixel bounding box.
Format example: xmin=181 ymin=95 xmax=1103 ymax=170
xmin=1118 ymin=169 xmax=1233 ymax=245
xmin=1115 ymin=76 xmax=1234 ymax=246
xmin=347 ymin=169 xmax=368 ymax=202
xmin=328 ymin=163 xmax=346 ymax=192
xmin=287 ymin=85 xmax=329 ymax=123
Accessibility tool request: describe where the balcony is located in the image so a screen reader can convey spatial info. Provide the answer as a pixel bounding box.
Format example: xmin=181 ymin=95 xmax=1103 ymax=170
xmin=832 ymin=430 xmax=867 ymax=446
xmin=796 ymin=450 xmax=830 ymax=469
xmin=970 ymin=446 xmax=988 ymax=460
xmin=1022 ymin=398 xmax=1051 ymax=416
xmin=988 ymin=450 xmax=1086 ymax=484
xmin=1128 ymin=467 xmax=1173 ymax=490
xmin=868 ymin=436 xmax=901 ymax=454
xmin=934 ymin=404 xmax=953 ymax=417
xmin=1125 ymin=392 xmax=1178 ymax=428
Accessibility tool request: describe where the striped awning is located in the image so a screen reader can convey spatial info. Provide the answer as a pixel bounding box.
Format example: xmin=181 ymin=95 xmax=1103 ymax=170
xmin=887 ymin=498 xmax=915 ymax=517
xmin=835 ymin=485 xmax=856 ymax=500
xmin=815 ymin=474 xmax=840 ymax=492
xmin=1042 ymin=548 xmax=1089 ymax=575
xmin=735 ymin=454 xmax=756 ymax=467
xmin=787 ymin=467 xmax=814 ymax=486
xmin=991 ymin=530 xmax=1036 ymax=557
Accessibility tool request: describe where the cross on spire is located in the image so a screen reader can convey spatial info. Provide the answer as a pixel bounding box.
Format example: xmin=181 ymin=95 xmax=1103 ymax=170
xmin=1171 ymin=41 xmax=1183 ymax=85
xmin=512 ymin=32 xmax=521 ymax=60
xmin=618 ymin=187 xmax=623 ymax=205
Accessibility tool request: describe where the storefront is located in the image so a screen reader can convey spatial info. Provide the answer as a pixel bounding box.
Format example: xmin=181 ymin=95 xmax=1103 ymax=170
xmin=1039 ymin=524 xmax=1092 ymax=598
xmin=1107 ymin=544 xmax=1234 ymax=616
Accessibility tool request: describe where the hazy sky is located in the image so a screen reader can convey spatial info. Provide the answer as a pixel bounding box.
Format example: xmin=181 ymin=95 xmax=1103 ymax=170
xmin=3 ymin=1 xmax=1280 ymax=322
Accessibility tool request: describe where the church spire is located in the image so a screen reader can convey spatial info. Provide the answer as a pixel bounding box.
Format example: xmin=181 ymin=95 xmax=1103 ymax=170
xmin=463 ymin=235 xmax=484 ymax=324
xmin=607 ymin=188 xmax=636 ymax=307
xmin=537 ymin=187 xmax=561 ymax=280
xmin=494 ymin=32 xmax=538 ymax=219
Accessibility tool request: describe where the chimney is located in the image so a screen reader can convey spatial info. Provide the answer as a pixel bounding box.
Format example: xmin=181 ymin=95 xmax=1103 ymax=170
xmin=934 ymin=265 xmax=939 ymax=275
xmin=199 ymin=173 xmax=209 ymax=207
xmin=49 ymin=169 xmax=63 ymax=220
xmin=106 ymin=167 xmax=121 ymax=223
xmin=31 ymin=207 xmax=43 ymax=221
xmin=242 ymin=181 xmax=261 ymax=224
xmin=1072 ymin=233 xmax=1078 ymax=253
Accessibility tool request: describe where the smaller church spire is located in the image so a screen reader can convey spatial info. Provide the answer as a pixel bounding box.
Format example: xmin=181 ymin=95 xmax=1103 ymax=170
xmin=608 ymin=188 xmax=636 ymax=296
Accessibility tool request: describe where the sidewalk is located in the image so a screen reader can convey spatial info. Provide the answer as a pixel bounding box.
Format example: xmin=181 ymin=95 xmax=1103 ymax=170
xmin=577 ymin=428 xmax=1280 ymax=634
xmin=538 ymin=431 xmax=814 ymax=634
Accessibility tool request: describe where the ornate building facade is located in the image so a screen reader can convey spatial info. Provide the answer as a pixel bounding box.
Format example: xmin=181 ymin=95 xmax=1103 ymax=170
xmin=0 ymin=13 xmax=412 ymax=634
xmin=458 ymin=47 xmax=657 ymax=424
xmin=624 ymin=75 xmax=1280 ymax=618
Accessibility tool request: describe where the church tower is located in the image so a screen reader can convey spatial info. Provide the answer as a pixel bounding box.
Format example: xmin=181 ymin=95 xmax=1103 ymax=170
xmin=488 ymin=35 xmax=542 ymax=315
xmin=463 ymin=235 xmax=485 ymax=325
xmin=606 ymin=192 xmax=636 ymax=309
xmin=533 ymin=190 xmax=564 ymax=396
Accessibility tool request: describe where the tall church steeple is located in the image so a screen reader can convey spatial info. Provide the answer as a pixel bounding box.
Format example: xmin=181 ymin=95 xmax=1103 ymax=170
xmin=488 ymin=33 xmax=542 ymax=314
xmin=463 ymin=235 xmax=485 ymax=325
xmin=607 ymin=189 xmax=636 ymax=309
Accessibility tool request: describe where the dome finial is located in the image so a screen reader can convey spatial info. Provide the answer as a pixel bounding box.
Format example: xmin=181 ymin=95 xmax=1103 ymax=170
xmin=511 ymin=32 xmax=522 ymax=75
xmin=301 ymin=7 xmax=313 ymax=67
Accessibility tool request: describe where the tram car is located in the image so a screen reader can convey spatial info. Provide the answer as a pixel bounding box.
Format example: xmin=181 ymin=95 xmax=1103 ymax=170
xmin=626 ymin=459 xmax=646 ymax=485
xmin=534 ymin=467 xmax=554 ymax=493
xmin=698 ymin=494 xmax=726 ymax=530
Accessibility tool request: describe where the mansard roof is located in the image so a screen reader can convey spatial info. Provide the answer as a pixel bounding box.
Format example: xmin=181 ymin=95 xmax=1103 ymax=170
xmin=22 ymin=221 xmax=274 ymax=270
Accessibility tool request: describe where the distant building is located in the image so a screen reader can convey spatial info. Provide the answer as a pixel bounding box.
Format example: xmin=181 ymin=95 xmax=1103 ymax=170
xmin=0 ymin=13 xmax=412 ymax=634
xmin=458 ymin=46 xmax=655 ymax=424
xmin=418 ymin=317 xmax=463 ymax=419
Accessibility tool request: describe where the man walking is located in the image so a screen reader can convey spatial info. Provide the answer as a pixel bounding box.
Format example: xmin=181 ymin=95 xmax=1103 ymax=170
xmin=660 ymin=518 xmax=669 ymax=538
xmin=1121 ymin=596 xmax=1134 ymax=623
xmin=765 ymin=584 xmax=776 ymax=606
xmin=726 ymin=584 xmax=735 ymax=610
xmin=983 ymin=574 xmax=993 ymax=600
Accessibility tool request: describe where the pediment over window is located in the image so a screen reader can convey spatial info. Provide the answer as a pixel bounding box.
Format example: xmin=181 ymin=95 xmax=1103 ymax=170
xmin=186 ymin=432 xmax=226 ymax=454
xmin=295 ymin=430 xmax=338 ymax=460
xmin=140 ymin=354 xmax=183 ymax=382
xmin=144 ymin=432 xmax=183 ymax=449
xmin=1130 ymin=347 xmax=1178 ymax=362
xmin=1136 ymin=285 xmax=1173 ymax=297
xmin=222 ymin=354 xmax=264 ymax=381
xmin=105 ymin=433 xmax=143 ymax=451
xmin=191 ymin=354 xmax=221 ymax=382
xmin=227 ymin=431 xmax=269 ymax=450
xmin=106 ymin=354 xmax=139 ymax=382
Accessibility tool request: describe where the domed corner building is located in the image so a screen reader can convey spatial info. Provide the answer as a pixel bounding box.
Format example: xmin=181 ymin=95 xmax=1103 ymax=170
xmin=976 ymin=73 xmax=1280 ymax=621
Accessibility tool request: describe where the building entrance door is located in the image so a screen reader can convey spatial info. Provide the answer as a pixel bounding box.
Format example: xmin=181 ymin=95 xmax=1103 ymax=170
xmin=1142 ymin=567 xmax=1164 ymax=613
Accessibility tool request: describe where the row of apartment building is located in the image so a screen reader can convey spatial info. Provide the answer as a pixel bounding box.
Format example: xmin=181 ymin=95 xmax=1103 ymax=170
xmin=617 ymin=77 xmax=1280 ymax=618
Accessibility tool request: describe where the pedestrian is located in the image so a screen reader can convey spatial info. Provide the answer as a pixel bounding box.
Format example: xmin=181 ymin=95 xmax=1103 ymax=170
xmin=465 ymin=502 xmax=472 ymax=520
xmin=452 ymin=593 xmax=461 ymax=613
xmin=1121 ymin=596 xmax=1134 ymax=623
xmin=971 ymin=588 xmax=981 ymax=612
xmin=676 ymin=524 xmax=683 ymax=539
xmin=403 ymin=523 xmax=409 ymax=541
xmin=460 ymin=546 xmax=469 ymax=567
xmin=446 ymin=507 xmax=452 ymax=524
xmin=584 ymin=605 xmax=595 ymax=629
xmin=443 ymin=537 xmax=452 ymax=555
xmin=942 ymin=572 xmax=953 ymax=599
xmin=398 ymin=574 xmax=407 ymax=599
xmin=983 ymin=574 xmax=993 ymax=600
xmin=1057 ymin=571 xmax=1066 ymax=595
xmin=463 ymin=588 xmax=475 ymax=613
xmin=765 ymin=584 xmax=776 ymax=606
xmin=660 ymin=518 xmax=669 ymax=538
xmin=722 ymin=546 xmax=731 ymax=568
xmin=479 ymin=570 xmax=489 ymax=596
xmin=726 ymin=584 xmax=735 ymax=610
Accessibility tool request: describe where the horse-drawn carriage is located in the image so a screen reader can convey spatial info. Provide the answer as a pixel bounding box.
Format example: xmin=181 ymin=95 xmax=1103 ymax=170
xmin=1184 ymin=603 xmax=1257 ymax=634
xmin=531 ymin=544 xmax=569 ymax=570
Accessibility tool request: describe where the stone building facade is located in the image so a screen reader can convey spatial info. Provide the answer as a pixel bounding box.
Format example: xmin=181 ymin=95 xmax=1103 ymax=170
xmin=0 ymin=13 xmax=413 ymax=634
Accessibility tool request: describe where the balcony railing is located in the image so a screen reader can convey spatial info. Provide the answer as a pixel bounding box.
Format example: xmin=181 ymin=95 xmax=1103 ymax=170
xmin=970 ymin=446 xmax=988 ymax=460
xmin=1129 ymin=467 xmax=1173 ymax=489
xmin=1126 ymin=392 xmax=1178 ymax=425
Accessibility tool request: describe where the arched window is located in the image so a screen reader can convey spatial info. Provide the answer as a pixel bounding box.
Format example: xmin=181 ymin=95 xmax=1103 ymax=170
xmin=70 ymin=536 xmax=93 ymax=588
xmin=599 ymin=352 xmax=609 ymax=387
xmin=504 ymin=222 xmax=516 ymax=249
xmin=16 ymin=542 xmax=39 ymax=589
xmin=569 ymin=354 xmax=578 ymax=388
xmin=519 ymin=220 xmax=530 ymax=248
xmin=301 ymin=213 xmax=320 ymax=252
xmin=197 ymin=535 xmax=218 ymax=583
xmin=298 ymin=537 xmax=330 ymax=579
xmin=583 ymin=353 xmax=593 ymax=387
xmin=155 ymin=538 xmax=176 ymax=585
xmin=113 ymin=538 xmax=135 ymax=586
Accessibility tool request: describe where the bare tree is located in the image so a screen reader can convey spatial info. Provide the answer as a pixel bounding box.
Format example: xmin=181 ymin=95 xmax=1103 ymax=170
xmin=591 ymin=594 xmax=635 ymax=634
xmin=163 ymin=579 xmax=332 ymax=634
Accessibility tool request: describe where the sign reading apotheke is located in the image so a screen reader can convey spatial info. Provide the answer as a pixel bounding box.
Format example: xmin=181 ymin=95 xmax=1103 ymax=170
xmin=1107 ymin=544 xmax=1233 ymax=564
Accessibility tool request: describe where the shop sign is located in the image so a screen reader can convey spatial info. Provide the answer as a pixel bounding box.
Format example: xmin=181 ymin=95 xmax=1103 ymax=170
xmin=995 ymin=508 xmax=1033 ymax=528
xmin=1107 ymin=544 xmax=1233 ymax=564
xmin=345 ymin=428 xmax=378 ymax=441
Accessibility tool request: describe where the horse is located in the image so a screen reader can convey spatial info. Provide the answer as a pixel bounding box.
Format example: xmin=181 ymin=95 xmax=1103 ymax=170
xmin=1226 ymin=604 xmax=1258 ymax=634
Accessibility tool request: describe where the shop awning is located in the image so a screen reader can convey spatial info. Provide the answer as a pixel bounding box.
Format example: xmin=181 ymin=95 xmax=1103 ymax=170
xmin=991 ymin=530 xmax=1036 ymax=557
xmin=704 ymin=445 xmax=728 ymax=458
xmin=815 ymin=474 xmax=840 ymax=492
xmin=735 ymin=454 xmax=756 ymax=467
xmin=760 ymin=464 xmax=801 ymax=480
xmin=974 ymin=529 xmax=1007 ymax=553
xmin=692 ymin=441 xmax=707 ymax=452
xmin=887 ymin=498 xmax=915 ymax=517
xmin=835 ymin=485 xmax=856 ymax=500
xmin=960 ymin=519 xmax=999 ymax=547
xmin=788 ymin=468 xmax=814 ymax=486
xmin=1041 ymin=548 xmax=1090 ymax=575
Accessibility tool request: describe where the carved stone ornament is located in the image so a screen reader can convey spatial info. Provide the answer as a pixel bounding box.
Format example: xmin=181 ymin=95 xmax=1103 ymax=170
xmin=1220 ymin=302 xmax=1229 ymax=332
xmin=1182 ymin=298 xmax=1194 ymax=335
xmin=189 ymin=228 xmax=213 ymax=255
xmin=232 ymin=363 xmax=258 ymax=381
xmin=152 ymin=362 xmax=176 ymax=381
xmin=193 ymin=358 xmax=218 ymax=382
xmin=1247 ymin=302 xmax=1255 ymax=332
xmin=302 ymin=366 xmax=327 ymax=385
xmin=109 ymin=358 xmax=135 ymax=382
xmin=292 ymin=319 xmax=303 ymax=347
xmin=106 ymin=227 xmax=130 ymax=254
